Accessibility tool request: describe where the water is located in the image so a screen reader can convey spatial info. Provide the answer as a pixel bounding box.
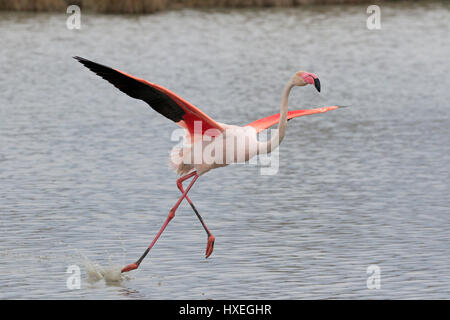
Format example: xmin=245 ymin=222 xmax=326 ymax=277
xmin=1 ymin=2 xmax=449 ymax=299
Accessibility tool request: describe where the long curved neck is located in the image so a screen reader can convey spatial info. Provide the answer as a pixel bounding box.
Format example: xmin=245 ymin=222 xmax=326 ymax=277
xmin=258 ymin=79 xmax=295 ymax=154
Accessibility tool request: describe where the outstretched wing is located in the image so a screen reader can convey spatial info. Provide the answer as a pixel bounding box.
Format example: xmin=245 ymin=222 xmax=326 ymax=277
xmin=245 ymin=106 xmax=340 ymax=133
xmin=74 ymin=56 xmax=224 ymax=137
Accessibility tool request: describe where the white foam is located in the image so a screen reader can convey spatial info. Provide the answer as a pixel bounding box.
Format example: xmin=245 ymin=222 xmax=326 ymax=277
xmin=79 ymin=253 xmax=125 ymax=284
xmin=100 ymin=265 xmax=123 ymax=283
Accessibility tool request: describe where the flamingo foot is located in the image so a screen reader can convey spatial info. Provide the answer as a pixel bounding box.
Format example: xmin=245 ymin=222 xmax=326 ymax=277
xmin=205 ymin=235 xmax=215 ymax=258
xmin=121 ymin=262 xmax=139 ymax=273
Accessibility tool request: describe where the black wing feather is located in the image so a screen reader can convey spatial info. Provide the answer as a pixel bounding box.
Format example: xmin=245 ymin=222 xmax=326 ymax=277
xmin=74 ymin=56 xmax=185 ymax=123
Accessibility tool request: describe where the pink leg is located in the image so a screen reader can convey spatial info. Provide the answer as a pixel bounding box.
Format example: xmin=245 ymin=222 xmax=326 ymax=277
xmin=122 ymin=171 xmax=199 ymax=273
xmin=177 ymin=179 xmax=215 ymax=258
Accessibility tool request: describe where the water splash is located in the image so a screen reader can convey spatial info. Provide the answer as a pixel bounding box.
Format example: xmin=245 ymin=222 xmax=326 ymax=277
xmin=79 ymin=253 xmax=125 ymax=284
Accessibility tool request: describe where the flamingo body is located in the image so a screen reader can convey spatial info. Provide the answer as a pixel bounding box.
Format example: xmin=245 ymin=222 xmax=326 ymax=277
xmin=170 ymin=123 xmax=259 ymax=176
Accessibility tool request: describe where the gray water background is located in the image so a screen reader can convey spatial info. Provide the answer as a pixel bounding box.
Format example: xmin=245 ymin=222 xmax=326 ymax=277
xmin=0 ymin=1 xmax=449 ymax=299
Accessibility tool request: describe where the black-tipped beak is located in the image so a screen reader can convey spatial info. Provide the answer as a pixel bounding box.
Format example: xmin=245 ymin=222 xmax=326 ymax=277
xmin=314 ymin=78 xmax=321 ymax=92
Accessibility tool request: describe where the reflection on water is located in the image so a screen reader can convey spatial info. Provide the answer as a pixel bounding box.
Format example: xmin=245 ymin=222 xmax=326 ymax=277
xmin=0 ymin=2 xmax=449 ymax=299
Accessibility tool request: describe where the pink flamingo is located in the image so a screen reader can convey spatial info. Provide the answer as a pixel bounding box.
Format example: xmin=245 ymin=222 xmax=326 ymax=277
xmin=74 ymin=56 xmax=340 ymax=273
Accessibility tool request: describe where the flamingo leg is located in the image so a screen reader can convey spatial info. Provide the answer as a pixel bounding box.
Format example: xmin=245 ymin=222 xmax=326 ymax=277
xmin=177 ymin=179 xmax=215 ymax=258
xmin=121 ymin=171 xmax=199 ymax=273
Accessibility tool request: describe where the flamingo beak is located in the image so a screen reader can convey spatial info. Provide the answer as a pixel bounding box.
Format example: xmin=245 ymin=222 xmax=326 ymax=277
xmin=314 ymin=78 xmax=321 ymax=92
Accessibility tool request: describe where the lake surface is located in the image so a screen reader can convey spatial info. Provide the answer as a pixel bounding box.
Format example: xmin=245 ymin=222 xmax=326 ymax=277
xmin=0 ymin=2 xmax=449 ymax=299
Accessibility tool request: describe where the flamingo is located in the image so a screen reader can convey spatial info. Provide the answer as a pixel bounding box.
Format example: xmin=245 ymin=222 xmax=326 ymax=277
xmin=74 ymin=56 xmax=340 ymax=273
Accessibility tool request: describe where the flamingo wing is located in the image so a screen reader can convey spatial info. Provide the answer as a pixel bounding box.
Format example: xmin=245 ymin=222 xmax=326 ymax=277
xmin=245 ymin=106 xmax=340 ymax=133
xmin=74 ymin=56 xmax=224 ymax=137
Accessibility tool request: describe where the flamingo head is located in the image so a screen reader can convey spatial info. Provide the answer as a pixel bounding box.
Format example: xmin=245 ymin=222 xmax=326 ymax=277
xmin=293 ymin=71 xmax=321 ymax=92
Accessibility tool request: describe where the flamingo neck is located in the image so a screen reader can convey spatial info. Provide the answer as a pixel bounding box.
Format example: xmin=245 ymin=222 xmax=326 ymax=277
xmin=258 ymin=79 xmax=294 ymax=154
